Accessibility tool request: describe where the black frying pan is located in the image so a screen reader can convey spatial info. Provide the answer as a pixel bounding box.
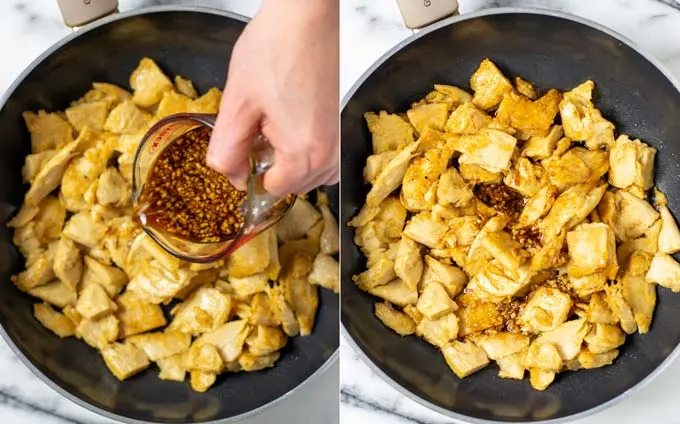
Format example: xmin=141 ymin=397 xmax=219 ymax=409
xmin=341 ymin=8 xmax=680 ymax=423
xmin=0 ymin=6 xmax=339 ymax=423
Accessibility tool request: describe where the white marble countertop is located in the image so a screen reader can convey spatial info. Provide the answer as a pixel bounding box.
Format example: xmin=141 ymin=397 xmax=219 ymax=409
xmin=340 ymin=0 xmax=680 ymax=423
xmin=0 ymin=1 xmax=339 ymax=424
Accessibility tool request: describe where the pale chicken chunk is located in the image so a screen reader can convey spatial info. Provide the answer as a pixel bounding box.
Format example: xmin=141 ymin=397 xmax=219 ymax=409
xmin=22 ymin=150 xmax=56 ymax=183
xmin=393 ymin=236 xmax=422 ymax=290
xmin=275 ymin=198 xmax=321 ymax=242
xmin=495 ymin=89 xmax=562 ymax=138
xmin=245 ymin=325 xmax=287 ymax=356
xmin=22 ymin=110 xmax=74 ymax=152
xmin=469 ymin=58 xmax=513 ymax=111
xmin=96 ymin=168 xmax=130 ymax=207
xmin=28 ymin=280 xmax=77 ymax=308
xmin=518 ymin=287 xmax=572 ymax=333
xmin=533 ymin=319 xmax=590 ymax=360
xmin=577 ymin=349 xmax=619 ymax=370
xmin=467 ymin=262 xmax=532 ymax=302
xmin=442 ymin=340 xmax=489 ymax=378
xmin=525 ymin=342 xmax=562 ymax=371
xmin=65 ymin=100 xmax=108 ymax=132
xmin=497 ymin=349 xmax=527 ymax=380
xmin=518 ymin=184 xmax=556 ymax=227
xmin=401 ymin=148 xmax=448 ymax=211
xmin=368 ymin=278 xmax=418 ymax=307
xmin=127 ymin=261 xmax=195 ymax=304
xmin=317 ymin=196 xmax=339 ymax=255
xmin=521 ymin=125 xmax=563 ymax=160
xmin=415 ymin=126 xmax=446 ymax=153
xmin=646 ymin=254 xmax=680 ymax=292
xmin=229 ymin=274 xmax=268 ymax=298
xmin=406 ymin=103 xmax=448 ymax=133
xmin=183 ymin=343 xmax=224 ymax=373
xmin=417 ymin=84 xmax=472 ymax=109
xmin=195 ymin=319 xmax=250 ymax=362
xmin=33 ymin=303 xmax=75 ymax=338
xmin=515 ymin=76 xmax=537 ymax=99
xmin=657 ymin=205 xmax=680 ymax=254
xmin=417 ymin=312 xmax=459 ymax=347
xmin=443 ymin=216 xmax=482 ymax=247
xmin=417 ymin=282 xmax=456 ymax=319
xmin=174 ymin=75 xmax=198 ymax=98
xmin=481 ymin=231 xmax=527 ymax=272
xmin=101 ymin=342 xmax=150 ymax=381
xmin=76 ymin=314 xmax=119 ymax=349
xmin=374 ymin=302 xmax=417 ymax=336
xmin=190 ymin=87 xmax=222 ymax=114
xmin=353 ymin=254 xmax=395 ymax=290
xmin=570 ymin=273 xmax=607 ymax=298
xmin=104 ymin=99 xmax=151 ymax=134
xmin=605 ymin=282 xmax=637 ymax=334
xmin=559 ymin=81 xmax=615 ymax=149
xmin=444 ymin=102 xmax=492 ymax=135
xmin=75 ymin=283 xmax=118 ymax=320
xmin=129 ymin=57 xmax=173 ymax=107
xmin=472 ymin=332 xmax=530 ymax=360
xmin=116 ymin=291 xmax=167 ymax=338
xmin=169 ymin=287 xmax=232 ymax=336
xmin=503 ymin=157 xmax=546 ymax=198
xmin=403 ymin=211 xmax=447 ymax=248
xmin=364 ymin=111 xmax=415 ymax=154
xmin=539 ymin=183 xmax=607 ymax=241
xmin=157 ymin=354 xmax=186 ymax=382
xmin=156 ymin=90 xmax=194 ymax=119
xmin=363 ymin=151 xmax=397 ymax=184
xmin=283 ymin=275 xmax=318 ymax=336
xmin=190 ymin=371 xmax=217 ymax=393
xmin=436 ymin=167 xmax=474 ymax=207
xmin=545 ymin=149 xmax=592 ymax=192
xmin=53 ymin=236 xmax=82 ymax=290
xmin=12 ymin=256 xmax=55 ymax=291
xmin=239 ymin=352 xmax=281 ymax=372
xmin=567 ymin=223 xmax=617 ymax=279
xmin=62 ymin=212 xmax=107 ymax=249
xmin=455 ymin=129 xmax=517 ymax=174
xmin=622 ymin=252 xmax=656 ymax=333
xmin=584 ymin=323 xmax=625 ymax=353
xmin=458 ymin=162 xmax=503 ymax=184
xmin=366 ymin=141 xmax=421 ymax=207
xmin=420 ymin=256 xmax=467 ymax=297
xmin=609 ymin=135 xmax=656 ymax=190
xmin=81 ymin=256 xmax=128 ymax=297
xmin=529 ymin=368 xmax=556 ymax=391
xmin=128 ymin=331 xmax=191 ymax=361
xmin=586 ymin=292 xmax=617 ymax=324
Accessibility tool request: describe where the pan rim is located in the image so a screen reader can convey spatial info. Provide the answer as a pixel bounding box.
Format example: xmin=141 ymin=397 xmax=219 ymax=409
xmin=340 ymin=6 xmax=680 ymax=424
xmin=0 ymin=5 xmax=338 ymax=424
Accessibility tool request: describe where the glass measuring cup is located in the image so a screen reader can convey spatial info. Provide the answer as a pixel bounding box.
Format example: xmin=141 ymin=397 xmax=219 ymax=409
xmin=131 ymin=113 xmax=296 ymax=263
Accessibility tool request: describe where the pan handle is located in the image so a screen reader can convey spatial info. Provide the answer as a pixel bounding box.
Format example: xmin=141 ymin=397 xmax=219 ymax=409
xmin=396 ymin=0 xmax=459 ymax=30
xmin=56 ymin=0 xmax=119 ymax=28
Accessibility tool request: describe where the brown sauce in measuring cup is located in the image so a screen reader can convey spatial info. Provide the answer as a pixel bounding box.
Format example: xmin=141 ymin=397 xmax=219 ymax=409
xmin=135 ymin=126 xmax=247 ymax=243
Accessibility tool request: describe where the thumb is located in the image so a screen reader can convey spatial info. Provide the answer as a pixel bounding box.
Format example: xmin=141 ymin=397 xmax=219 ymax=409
xmin=206 ymin=91 xmax=260 ymax=190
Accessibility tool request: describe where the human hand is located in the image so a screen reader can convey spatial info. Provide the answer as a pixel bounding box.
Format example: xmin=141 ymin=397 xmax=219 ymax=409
xmin=206 ymin=0 xmax=339 ymax=196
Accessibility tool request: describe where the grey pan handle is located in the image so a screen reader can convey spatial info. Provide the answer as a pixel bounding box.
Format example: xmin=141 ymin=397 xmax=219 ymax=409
xmin=56 ymin=0 xmax=119 ymax=28
xmin=396 ymin=0 xmax=459 ymax=30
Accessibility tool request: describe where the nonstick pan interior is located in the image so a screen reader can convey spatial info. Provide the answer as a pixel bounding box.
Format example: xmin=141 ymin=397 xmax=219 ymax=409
xmin=341 ymin=9 xmax=680 ymax=423
xmin=0 ymin=7 xmax=339 ymax=424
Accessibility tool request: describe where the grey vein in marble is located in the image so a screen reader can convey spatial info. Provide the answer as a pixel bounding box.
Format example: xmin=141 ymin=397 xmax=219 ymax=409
xmin=342 ymin=389 xmax=451 ymax=424
xmin=0 ymin=389 xmax=101 ymax=424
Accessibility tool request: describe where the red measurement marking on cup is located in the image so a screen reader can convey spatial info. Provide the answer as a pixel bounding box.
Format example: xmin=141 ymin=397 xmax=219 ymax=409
xmin=149 ymin=125 xmax=174 ymax=153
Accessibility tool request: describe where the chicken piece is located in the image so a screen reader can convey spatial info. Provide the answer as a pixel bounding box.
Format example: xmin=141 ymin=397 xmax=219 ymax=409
xmin=621 ymin=252 xmax=655 ymax=333
xmin=76 ymin=283 xmax=117 ymax=320
xmin=646 ymin=253 xmax=680 ymax=292
xmin=417 ymin=282 xmax=456 ymax=320
xmin=315 ymin=198 xmax=339 ymax=257
xmin=28 ymin=279 xmax=76 ymax=308
xmin=444 ymin=102 xmax=492 ymax=135
xmin=156 ymin=90 xmax=193 ymax=119
xmin=406 ymin=103 xmax=448 ymax=133
xmin=419 ymin=84 xmax=472 ymax=109
xmin=92 ymin=82 xmax=132 ymax=106
xmin=374 ymin=301 xmax=416 ymax=336
xmin=129 ymin=57 xmax=173 ymax=107
xmin=469 ymin=58 xmax=513 ymax=111
xmin=518 ymin=287 xmax=572 ymax=333
xmin=497 ymin=349 xmax=527 ymax=380
xmin=584 ymin=323 xmax=625 ymax=353
xmin=276 ymin=198 xmax=322 ymax=242
xmin=472 ymin=332 xmax=530 ymax=360
xmin=456 ymin=294 xmax=503 ymax=337
xmin=503 ymin=157 xmax=546 ymax=198
xmin=115 ymin=291 xmax=167 ymax=338
xmin=586 ymin=292 xmax=617 ymax=324
xmin=12 ymin=222 xmax=43 ymax=265
xmin=514 ymin=76 xmax=537 ymax=99
xmin=559 ymin=81 xmax=615 ymax=149
xmin=534 ymin=319 xmax=590 ymax=360
xmin=363 ymin=151 xmax=398 ymax=185
xmin=540 ymin=183 xmax=607 ymax=241
xmin=525 ymin=342 xmax=563 ymax=372
xmin=467 ymin=263 xmax=532 ymax=302
xmin=529 ymin=368 xmax=556 ymax=391
xmin=605 ymin=282 xmax=637 ymax=334
xmin=545 ymin=149 xmax=592 ymax=193
xmin=21 ymin=150 xmax=56 ymax=184
xmin=174 ymin=75 xmax=198 ymax=98
xmin=169 ymin=287 xmax=232 ymax=336
xmin=136 ymin=234 xmax=181 ymax=272
xmin=65 ymin=100 xmax=108 ymax=132
xmin=96 ymin=168 xmax=130 ymax=207
xmin=442 ymin=340 xmax=490 ymax=378
xmin=239 ymin=351 xmax=280 ymax=372
xmin=374 ymin=196 xmax=408 ymax=240
xmin=401 ymin=148 xmax=449 ymax=211
xmin=609 ymin=135 xmax=656 ymax=190
xmin=127 ymin=261 xmax=196 ymax=304
xmin=51 ymin=236 xmax=82 ymax=290
xmin=366 ymin=141 xmax=421 ymax=207
xmin=422 ymin=257 xmax=468 ymax=299
xmin=367 ymin=278 xmax=418 ymax=307
xmin=414 ymin=127 xmax=446 ymax=154
xmin=7 ymin=203 xmax=40 ymax=229
xmin=81 ymin=256 xmax=127 ymax=297
xmin=183 ymin=342 xmax=224 ymax=373
xmin=521 ymin=125 xmax=563 ymax=161
xmin=657 ymin=205 xmax=680 ymax=254
xmin=62 ymin=213 xmax=107 ymax=249
xmin=189 ymin=87 xmax=222 ymax=114
xmin=157 ymin=353 xmax=186 ymax=382
xmin=496 ymin=89 xmax=562 ymax=138
xmin=466 ymin=215 xmax=509 ymax=276
xmin=455 ymin=129 xmax=517 ymax=174
xmin=195 ymin=319 xmax=250 ymax=362
xmin=226 ymin=229 xmax=275 ymax=278
xmin=436 ymin=167 xmax=473 ymax=207
xmin=22 ymin=110 xmax=74 ymax=152
xmin=417 ymin=312 xmax=459 ymax=347
xmin=482 ymin=231 xmax=527 ymax=272
xmin=101 ymin=342 xmax=150 ymax=381
xmin=443 ymin=216 xmax=482 ymax=248
xmin=267 ymin=282 xmax=300 ymax=336
xmin=571 ymin=147 xmax=610 ymax=180
xmin=76 ymin=314 xmax=119 ymax=349
xmin=518 ymin=184 xmax=556 ymax=227
xmin=12 ymin=256 xmax=55 ymax=292
xmin=33 ymin=303 xmax=75 ymax=338
xmin=228 ymin=274 xmax=268 ymax=299
xmin=602 ymin=190 xmax=659 ymax=242
xmin=128 ymin=331 xmax=191 ymax=361
xmin=104 ymin=99 xmax=151 ymax=134
xmin=577 ymin=349 xmax=619 ymax=370
xmin=567 ymin=223 xmax=617 ymax=279
xmin=245 ymin=325 xmax=287 ymax=356
xmin=402 ymin=304 xmax=423 ymax=325
xmin=190 ymin=371 xmax=217 ymax=392
xmin=60 ymin=140 xmax=115 ymax=212
xmin=392 ymin=236 xmax=423 ymax=290
xmin=308 ymin=254 xmax=339 ymax=293
xmin=283 ymin=274 xmax=318 ymax=336
xmin=403 ymin=211 xmax=447 ymax=248
xmin=364 ymin=111 xmax=415 ymax=154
